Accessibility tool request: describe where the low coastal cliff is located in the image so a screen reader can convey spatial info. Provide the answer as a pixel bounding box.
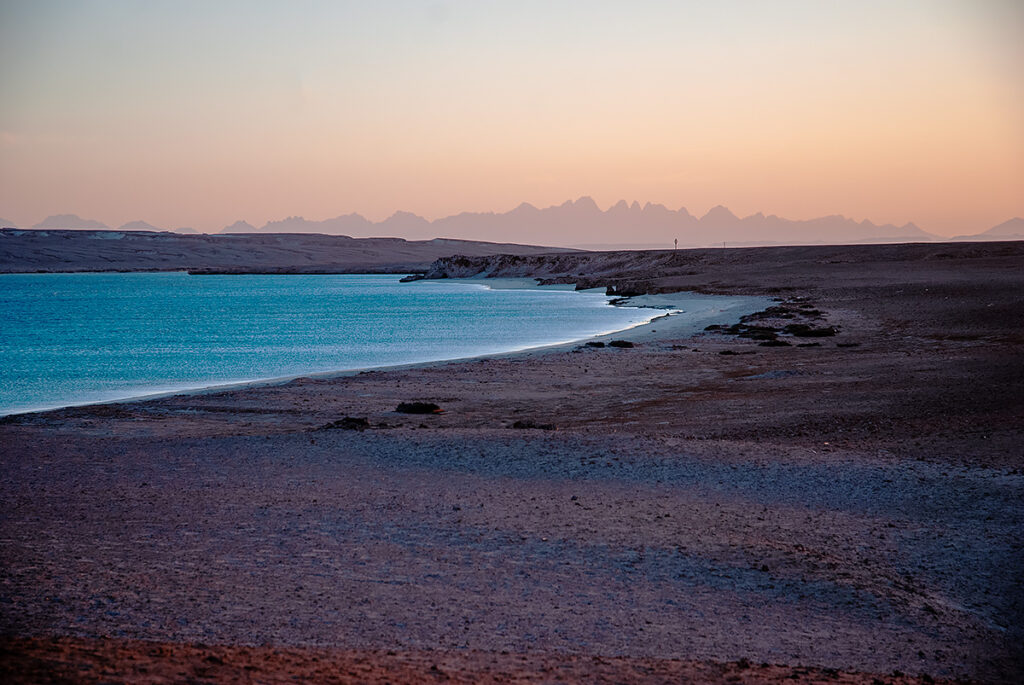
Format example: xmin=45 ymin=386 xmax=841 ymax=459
xmin=407 ymin=241 xmax=1024 ymax=298
xmin=0 ymin=229 xmax=575 ymax=274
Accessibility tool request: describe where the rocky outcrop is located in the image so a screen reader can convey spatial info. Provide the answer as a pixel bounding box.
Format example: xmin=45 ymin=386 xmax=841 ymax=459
xmin=318 ymin=417 xmax=370 ymax=431
xmin=412 ymin=242 xmax=1024 ymax=299
xmin=395 ymin=402 xmax=443 ymax=414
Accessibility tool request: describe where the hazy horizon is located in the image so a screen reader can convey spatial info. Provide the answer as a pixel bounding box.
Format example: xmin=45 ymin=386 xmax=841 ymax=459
xmin=2 ymin=1 xmax=1022 ymax=239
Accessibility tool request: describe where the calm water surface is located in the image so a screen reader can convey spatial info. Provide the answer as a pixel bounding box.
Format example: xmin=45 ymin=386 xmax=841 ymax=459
xmin=0 ymin=273 xmax=661 ymax=415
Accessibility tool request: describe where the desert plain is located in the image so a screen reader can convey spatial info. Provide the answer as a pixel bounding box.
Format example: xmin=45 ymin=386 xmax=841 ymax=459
xmin=1 ymin=241 xmax=1022 ymax=683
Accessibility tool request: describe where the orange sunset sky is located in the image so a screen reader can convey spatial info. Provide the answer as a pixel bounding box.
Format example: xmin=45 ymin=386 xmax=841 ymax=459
xmin=1 ymin=1 xmax=1021 ymax=238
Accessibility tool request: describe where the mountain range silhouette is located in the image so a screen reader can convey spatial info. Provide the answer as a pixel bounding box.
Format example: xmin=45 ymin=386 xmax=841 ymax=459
xmin=215 ymin=197 xmax=991 ymax=247
xmin=5 ymin=200 xmax=1021 ymax=247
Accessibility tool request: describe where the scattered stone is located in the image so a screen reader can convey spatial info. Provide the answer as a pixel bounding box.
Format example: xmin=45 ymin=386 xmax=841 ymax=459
xmin=512 ymin=419 xmax=557 ymax=430
xmin=737 ymin=325 xmax=779 ymax=336
xmin=796 ymin=342 xmax=821 ymax=348
xmin=745 ymin=369 xmax=799 ymax=380
xmin=395 ymin=402 xmax=443 ymax=414
xmin=836 ymin=342 xmax=861 ymax=348
xmin=605 ymin=285 xmax=645 ymax=297
xmin=318 ymin=416 xmax=369 ymax=431
xmin=608 ymin=340 xmax=634 ymax=348
xmin=585 ymin=341 xmax=605 ymax=348
xmin=783 ymin=324 xmax=837 ymax=337
xmin=719 ymin=350 xmax=739 ymax=355
xmin=758 ymin=340 xmax=792 ymax=347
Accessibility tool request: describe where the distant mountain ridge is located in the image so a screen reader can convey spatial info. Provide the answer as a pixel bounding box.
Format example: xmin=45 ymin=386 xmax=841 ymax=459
xmin=34 ymin=214 xmax=108 ymax=229
xmin=118 ymin=220 xmax=162 ymax=231
xmin=222 ymin=197 xmax=943 ymax=247
xmin=11 ymin=202 xmax=1023 ymax=246
xmin=957 ymin=217 xmax=1024 ymax=240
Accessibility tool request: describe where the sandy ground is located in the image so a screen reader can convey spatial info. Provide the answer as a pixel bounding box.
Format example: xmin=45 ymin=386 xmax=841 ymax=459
xmin=1 ymin=242 xmax=1021 ymax=682
xmin=0 ymin=637 xmax=959 ymax=684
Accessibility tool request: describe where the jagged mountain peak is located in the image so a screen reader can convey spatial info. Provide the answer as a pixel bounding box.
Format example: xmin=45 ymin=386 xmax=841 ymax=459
xmin=34 ymin=214 xmax=108 ymax=229
xmin=701 ymin=205 xmax=739 ymax=223
xmin=222 ymin=220 xmax=256 ymax=233
xmin=118 ymin=220 xmax=162 ymax=231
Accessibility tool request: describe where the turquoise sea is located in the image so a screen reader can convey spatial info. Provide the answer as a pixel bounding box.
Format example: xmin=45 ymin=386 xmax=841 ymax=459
xmin=0 ymin=272 xmax=667 ymax=415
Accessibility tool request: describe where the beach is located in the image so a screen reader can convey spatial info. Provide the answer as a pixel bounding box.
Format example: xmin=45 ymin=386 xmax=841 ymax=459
xmin=1 ymin=242 xmax=1022 ymax=683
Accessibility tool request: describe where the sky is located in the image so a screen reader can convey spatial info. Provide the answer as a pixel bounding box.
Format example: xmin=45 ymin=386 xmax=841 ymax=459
xmin=1 ymin=0 xmax=1021 ymax=237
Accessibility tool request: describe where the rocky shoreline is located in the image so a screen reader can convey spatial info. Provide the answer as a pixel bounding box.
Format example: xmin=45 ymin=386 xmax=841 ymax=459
xmin=1 ymin=240 xmax=1022 ymax=683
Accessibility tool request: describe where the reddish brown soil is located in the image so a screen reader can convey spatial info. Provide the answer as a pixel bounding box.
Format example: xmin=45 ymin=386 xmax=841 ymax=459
xmin=0 ymin=636 xmax=958 ymax=684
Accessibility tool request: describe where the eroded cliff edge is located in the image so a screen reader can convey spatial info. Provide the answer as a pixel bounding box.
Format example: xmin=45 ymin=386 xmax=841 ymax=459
xmin=405 ymin=240 xmax=1024 ymax=301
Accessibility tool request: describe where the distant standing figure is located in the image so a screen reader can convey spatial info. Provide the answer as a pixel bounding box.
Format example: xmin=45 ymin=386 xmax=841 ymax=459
xmin=674 ymin=238 xmax=678 ymax=250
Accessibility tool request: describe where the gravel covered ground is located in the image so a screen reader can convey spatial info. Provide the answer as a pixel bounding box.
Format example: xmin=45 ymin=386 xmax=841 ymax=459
xmin=1 ymin=242 xmax=1021 ymax=682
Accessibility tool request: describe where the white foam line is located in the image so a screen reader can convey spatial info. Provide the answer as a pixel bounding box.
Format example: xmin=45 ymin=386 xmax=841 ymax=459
xmin=0 ymin=300 xmax=671 ymax=417
xmin=1 ymin=280 xmax=770 ymax=417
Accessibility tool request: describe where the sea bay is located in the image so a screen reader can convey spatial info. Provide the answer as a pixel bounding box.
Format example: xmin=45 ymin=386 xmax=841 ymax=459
xmin=0 ymin=272 xmax=665 ymax=415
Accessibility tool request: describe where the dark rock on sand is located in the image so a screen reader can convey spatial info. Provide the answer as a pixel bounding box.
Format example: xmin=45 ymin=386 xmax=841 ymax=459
xmin=784 ymin=323 xmax=837 ymax=337
xmin=319 ymin=417 xmax=370 ymax=430
xmin=585 ymin=341 xmax=606 ymax=348
xmin=741 ymin=331 xmax=778 ymax=341
xmin=759 ymin=339 xmax=792 ymax=347
xmin=605 ymin=284 xmax=646 ymax=297
xmin=737 ymin=325 xmax=779 ymax=336
xmin=742 ymin=306 xmax=796 ymax=321
xmin=609 ymin=340 xmax=635 ymax=348
xmin=395 ymin=402 xmax=443 ymax=414
xmin=511 ymin=419 xmax=557 ymax=430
